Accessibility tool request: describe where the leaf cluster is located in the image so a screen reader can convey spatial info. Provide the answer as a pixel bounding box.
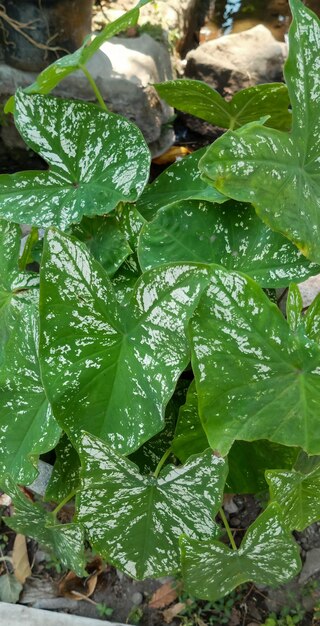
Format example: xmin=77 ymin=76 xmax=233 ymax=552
xmin=0 ymin=0 xmax=319 ymax=604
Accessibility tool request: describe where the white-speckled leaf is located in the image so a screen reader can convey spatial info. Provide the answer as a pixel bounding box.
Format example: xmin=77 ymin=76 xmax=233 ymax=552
xmin=0 ymin=219 xmax=39 ymax=364
xmin=190 ymin=266 xmax=320 ymax=455
xmin=4 ymin=0 xmax=150 ymax=108
xmin=266 ymin=460 xmax=320 ymax=531
xmin=0 ymin=92 xmax=150 ymax=229
xmin=40 ymin=229 xmax=211 ymax=454
xmin=112 ymin=254 xmax=141 ymax=306
xmin=4 ymin=478 xmax=85 ymax=576
xmin=181 ymin=503 xmax=301 ymax=601
xmin=77 ymin=432 xmax=227 ymax=578
xmin=199 ymin=0 xmax=320 ymax=263
xmin=71 ymin=215 xmax=132 ymax=276
xmin=155 ymin=80 xmax=292 ymax=131
xmin=45 ymin=435 xmax=80 ymax=503
xmin=0 ymin=304 xmax=60 ymax=484
xmin=304 ymin=292 xmax=320 ymax=343
xmin=286 ymin=283 xmax=303 ymax=332
xmin=138 ymin=200 xmax=319 ymax=287
xmin=135 ymin=148 xmax=226 ymax=220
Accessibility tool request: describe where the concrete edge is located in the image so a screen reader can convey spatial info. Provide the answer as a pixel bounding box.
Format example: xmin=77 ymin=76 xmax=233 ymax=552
xmin=1 ymin=602 xmax=130 ymax=626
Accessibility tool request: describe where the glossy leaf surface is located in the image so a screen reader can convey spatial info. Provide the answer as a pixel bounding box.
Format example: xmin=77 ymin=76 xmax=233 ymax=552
xmin=138 ymin=200 xmax=319 ymax=287
xmin=71 ymin=215 xmax=132 ymax=275
xmin=136 ymin=149 xmax=226 ymax=220
xmin=77 ymin=433 xmax=227 ymax=578
xmin=4 ymin=0 xmax=150 ymax=108
xmin=0 ymin=305 xmax=60 ymax=484
xmin=199 ymin=0 xmax=320 ymax=263
xmin=190 ymin=266 xmax=320 ymax=455
xmin=155 ymin=80 xmax=292 ymax=131
xmin=181 ymin=504 xmax=301 ymax=601
xmin=266 ymin=461 xmax=320 ymax=531
xmin=4 ymin=479 xmax=85 ymax=576
xmin=173 ymin=381 xmax=297 ymax=493
xmin=0 ymin=93 xmax=150 ymax=229
xmin=0 ymin=220 xmax=38 ymax=363
xmin=286 ymin=283 xmax=303 ymax=332
xmin=40 ymin=229 xmax=210 ymax=454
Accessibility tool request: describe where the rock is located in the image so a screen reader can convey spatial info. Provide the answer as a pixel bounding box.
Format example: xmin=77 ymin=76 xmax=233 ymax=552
xmin=298 ymin=275 xmax=320 ymax=308
xmin=299 ymin=548 xmax=320 ymax=585
xmin=27 ymin=460 xmax=53 ymax=497
xmin=185 ymin=24 xmax=287 ymax=96
xmin=0 ymin=33 xmax=174 ymax=158
xmin=131 ymin=592 xmax=143 ymax=605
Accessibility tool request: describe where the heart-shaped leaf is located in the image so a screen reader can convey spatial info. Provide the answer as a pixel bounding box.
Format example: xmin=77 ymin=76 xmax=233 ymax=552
xmin=0 ymin=575 xmax=22 ymax=603
xmin=4 ymin=479 xmax=85 ymax=577
xmin=181 ymin=504 xmax=301 ymax=601
xmin=155 ymin=80 xmax=292 ymax=131
xmin=135 ymin=148 xmax=226 ymax=220
xmin=190 ymin=266 xmax=320 ymax=455
xmin=0 ymin=220 xmax=38 ymax=363
xmin=77 ymin=432 xmax=227 ymax=579
xmin=0 ymin=92 xmax=150 ymax=229
xmin=266 ymin=460 xmax=320 ymax=531
xmin=45 ymin=435 xmax=80 ymax=503
xmin=0 ymin=304 xmax=60 ymax=484
xmin=286 ymin=283 xmax=303 ymax=332
xmin=138 ymin=200 xmax=319 ymax=287
xmin=40 ymin=229 xmax=211 ymax=454
xmin=71 ymin=215 xmax=132 ymax=275
xmin=4 ymin=0 xmax=151 ymax=111
xmin=199 ymin=0 xmax=320 ymax=263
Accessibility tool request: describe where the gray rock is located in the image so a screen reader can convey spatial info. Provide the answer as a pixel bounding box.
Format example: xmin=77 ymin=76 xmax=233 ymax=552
xmin=27 ymin=460 xmax=53 ymax=497
xmin=0 ymin=34 xmax=174 ymax=157
xmin=185 ymin=24 xmax=287 ymax=96
xmin=298 ymin=275 xmax=320 ymax=308
xmin=131 ymin=591 xmax=143 ymax=605
xmin=299 ymin=548 xmax=320 ymax=584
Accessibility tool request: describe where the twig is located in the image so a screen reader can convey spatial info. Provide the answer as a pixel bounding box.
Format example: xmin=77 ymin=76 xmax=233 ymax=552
xmin=0 ymin=4 xmax=69 ymax=55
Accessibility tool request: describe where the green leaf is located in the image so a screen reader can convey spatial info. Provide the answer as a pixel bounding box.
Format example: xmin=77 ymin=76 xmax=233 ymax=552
xmin=4 ymin=0 xmax=150 ymax=109
xmin=304 ymin=292 xmax=320 ymax=344
xmin=0 ymin=303 xmax=60 ymax=484
xmin=199 ymin=0 xmax=320 ymax=263
xmin=112 ymin=254 xmax=141 ymax=306
xmin=71 ymin=215 xmax=132 ymax=276
xmin=266 ymin=460 xmax=320 ymax=531
xmin=77 ymin=432 xmax=227 ymax=579
xmin=130 ymin=381 xmax=188 ymax=474
xmin=4 ymin=479 xmax=85 ymax=576
xmin=0 ymin=219 xmax=39 ymax=364
xmin=0 ymin=575 xmax=22 ymax=603
xmin=172 ymin=381 xmax=297 ymax=493
xmin=181 ymin=504 xmax=301 ymax=601
xmin=40 ymin=229 xmax=211 ymax=454
xmin=155 ymin=80 xmax=292 ymax=131
xmin=172 ymin=381 xmax=209 ymax=463
xmin=0 ymin=92 xmax=150 ymax=229
xmin=116 ymin=203 xmax=146 ymax=250
xmin=190 ymin=266 xmax=320 ymax=455
xmin=286 ymin=283 xmax=303 ymax=332
xmin=138 ymin=200 xmax=319 ymax=287
xmin=136 ymin=148 xmax=226 ymax=220
xmin=45 ymin=435 xmax=80 ymax=503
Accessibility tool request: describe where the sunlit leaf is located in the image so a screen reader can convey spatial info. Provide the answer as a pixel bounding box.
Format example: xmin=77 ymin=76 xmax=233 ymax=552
xmin=40 ymin=229 xmax=211 ymax=454
xmin=199 ymin=0 xmax=320 ymax=263
xmin=155 ymin=80 xmax=292 ymax=131
xmin=138 ymin=200 xmax=319 ymax=287
xmin=190 ymin=266 xmax=320 ymax=455
xmin=0 ymin=92 xmax=150 ymax=229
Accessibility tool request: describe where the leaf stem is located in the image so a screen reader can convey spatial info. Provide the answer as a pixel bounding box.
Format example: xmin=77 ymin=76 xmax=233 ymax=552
xmin=52 ymin=489 xmax=78 ymax=518
xmin=19 ymin=226 xmax=38 ymax=271
xmin=219 ymin=507 xmax=237 ymax=551
xmin=80 ymin=64 xmax=108 ymax=112
xmin=153 ymin=448 xmax=172 ymax=478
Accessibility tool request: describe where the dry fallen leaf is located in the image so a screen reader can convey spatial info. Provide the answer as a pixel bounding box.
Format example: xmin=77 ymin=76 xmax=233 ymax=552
xmin=12 ymin=534 xmax=31 ymax=584
xmin=149 ymin=580 xmax=179 ymax=609
xmin=152 ymin=146 xmax=192 ymax=165
xmin=58 ymin=556 xmax=103 ymax=600
xmin=163 ymin=601 xmax=186 ymax=623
